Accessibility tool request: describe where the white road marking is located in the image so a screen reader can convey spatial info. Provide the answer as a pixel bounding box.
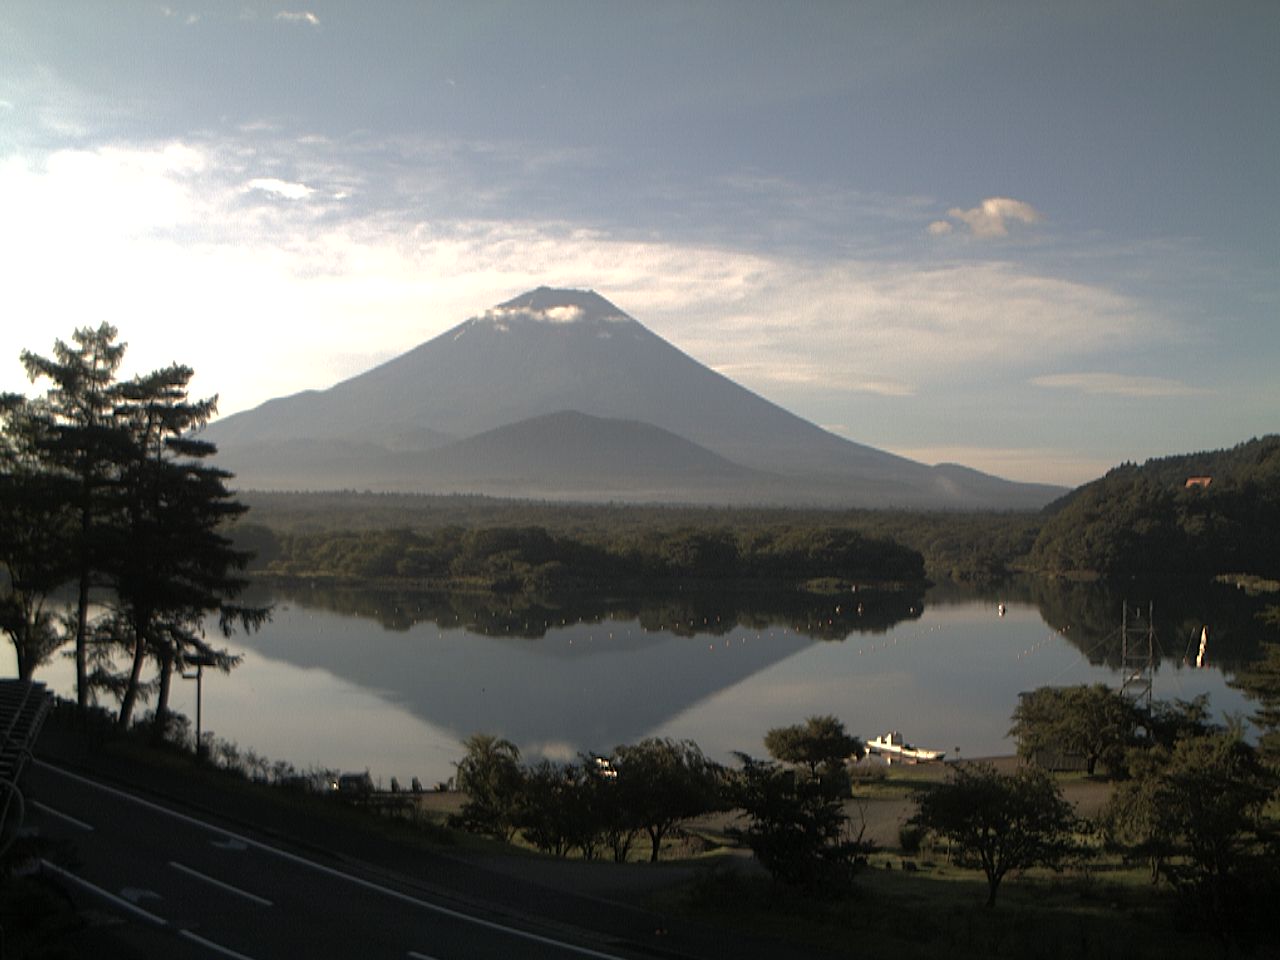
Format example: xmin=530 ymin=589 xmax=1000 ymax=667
xmin=36 ymin=760 xmax=628 ymax=960
xmin=120 ymin=886 xmax=163 ymax=904
xmin=40 ymin=859 xmax=168 ymax=927
xmin=179 ymin=928 xmax=261 ymax=960
xmin=31 ymin=800 xmax=94 ymax=831
xmin=170 ymin=860 xmax=274 ymax=907
xmin=41 ymin=858 xmax=264 ymax=960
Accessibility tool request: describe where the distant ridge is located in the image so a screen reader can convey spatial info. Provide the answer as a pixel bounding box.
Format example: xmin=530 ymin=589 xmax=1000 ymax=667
xmin=203 ymin=287 xmax=1066 ymax=509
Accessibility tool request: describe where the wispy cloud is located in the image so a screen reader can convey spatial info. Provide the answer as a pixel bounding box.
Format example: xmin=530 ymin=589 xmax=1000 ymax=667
xmin=930 ymin=197 xmax=1043 ymax=238
xmin=245 ymin=177 xmax=314 ymax=200
xmin=1031 ymin=373 xmax=1207 ymax=398
xmin=156 ymin=7 xmax=200 ymax=25
xmin=275 ymin=10 xmax=320 ymax=27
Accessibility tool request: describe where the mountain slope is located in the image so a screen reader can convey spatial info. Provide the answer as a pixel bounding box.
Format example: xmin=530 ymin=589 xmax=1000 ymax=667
xmin=203 ymin=287 xmax=1065 ymax=508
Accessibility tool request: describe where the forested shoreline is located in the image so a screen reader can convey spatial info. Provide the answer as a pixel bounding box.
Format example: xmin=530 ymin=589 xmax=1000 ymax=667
xmin=228 ymin=432 xmax=1280 ymax=592
xmin=232 ymin=519 xmax=928 ymax=594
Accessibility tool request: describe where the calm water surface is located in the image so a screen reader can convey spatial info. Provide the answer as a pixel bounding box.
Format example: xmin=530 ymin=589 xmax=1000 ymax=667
xmin=15 ymin=583 xmax=1260 ymax=787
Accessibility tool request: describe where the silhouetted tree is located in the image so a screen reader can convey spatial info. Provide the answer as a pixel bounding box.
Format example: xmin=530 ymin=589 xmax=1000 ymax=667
xmin=764 ymin=715 xmax=862 ymax=782
xmin=731 ymin=752 xmax=867 ymax=890
xmin=911 ymin=762 xmax=1076 ymax=907
xmin=514 ymin=759 xmax=581 ymax=858
xmin=613 ymin=738 xmax=723 ymax=862
xmin=1010 ymin=683 xmax=1141 ymax=776
xmin=452 ymin=733 xmax=524 ymax=841
xmin=1108 ymin=730 xmax=1277 ymax=947
xmin=104 ymin=365 xmax=264 ymax=730
xmin=20 ymin=324 xmax=127 ymax=708
xmin=0 ymin=394 xmax=73 ymax=679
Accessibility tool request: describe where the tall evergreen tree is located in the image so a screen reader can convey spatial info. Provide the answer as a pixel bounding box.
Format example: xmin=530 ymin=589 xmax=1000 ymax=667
xmin=16 ymin=326 xmax=265 ymax=730
xmin=106 ymin=364 xmax=267 ymax=731
xmin=21 ymin=325 xmax=127 ymax=708
xmin=0 ymin=394 xmax=74 ymax=679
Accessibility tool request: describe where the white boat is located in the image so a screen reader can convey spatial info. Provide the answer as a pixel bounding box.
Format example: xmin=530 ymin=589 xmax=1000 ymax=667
xmin=866 ymin=731 xmax=946 ymax=763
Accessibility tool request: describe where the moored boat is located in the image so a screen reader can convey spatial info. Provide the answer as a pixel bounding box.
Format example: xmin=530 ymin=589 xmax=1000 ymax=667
xmin=866 ymin=731 xmax=946 ymax=763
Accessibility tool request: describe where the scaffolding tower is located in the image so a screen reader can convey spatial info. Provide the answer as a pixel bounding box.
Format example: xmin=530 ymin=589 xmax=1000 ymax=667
xmin=1120 ymin=601 xmax=1155 ymax=712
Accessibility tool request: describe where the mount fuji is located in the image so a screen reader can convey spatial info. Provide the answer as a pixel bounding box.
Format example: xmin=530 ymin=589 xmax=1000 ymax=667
xmin=202 ymin=288 xmax=1064 ymax=509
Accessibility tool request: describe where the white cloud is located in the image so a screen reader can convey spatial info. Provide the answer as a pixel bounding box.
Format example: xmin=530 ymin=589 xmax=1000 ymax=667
xmin=933 ymin=197 xmax=1043 ymax=238
xmin=483 ymin=304 xmax=594 ymax=325
xmin=711 ymin=361 xmax=914 ymax=397
xmin=275 ymin=10 xmax=320 ymax=26
xmin=1031 ymin=373 xmax=1207 ymax=398
xmin=245 ymin=177 xmax=314 ymax=200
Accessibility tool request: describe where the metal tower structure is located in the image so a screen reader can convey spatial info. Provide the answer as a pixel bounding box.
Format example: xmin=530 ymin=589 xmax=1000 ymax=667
xmin=1120 ymin=601 xmax=1155 ymax=712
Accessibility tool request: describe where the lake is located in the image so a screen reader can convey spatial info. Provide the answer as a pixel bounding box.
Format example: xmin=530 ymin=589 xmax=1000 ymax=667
xmin=11 ymin=579 xmax=1266 ymax=788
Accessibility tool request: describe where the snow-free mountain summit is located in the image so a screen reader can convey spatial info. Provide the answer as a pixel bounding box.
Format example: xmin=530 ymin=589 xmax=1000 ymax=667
xmin=204 ymin=288 xmax=1064 ymax=508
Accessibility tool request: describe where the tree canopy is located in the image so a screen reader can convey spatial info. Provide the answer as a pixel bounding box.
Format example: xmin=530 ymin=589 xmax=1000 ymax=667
xmin=18 ymin=323 xmax=127 ymax=705
xmin=610 ymin=738 xmax=725 ymax=862
xmin=731 ymin=752 xmax=868 ymax=890
xmin=764 ymin=715 xmax=862 ymax=780
xmin=1009 ymin=683 xmax=1142 ymax=776
xmin=911 ymin=762 xmax=1077 ymax=907
xmin=452 ymin=733 xmax=524 ymax=841
xmin=1104 ymin=730 xmax=1277 ymax=945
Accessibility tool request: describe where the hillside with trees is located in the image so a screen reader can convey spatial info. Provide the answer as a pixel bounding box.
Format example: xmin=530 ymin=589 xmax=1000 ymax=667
xmin=1026 ymin=436 xmax=1280 ymax=579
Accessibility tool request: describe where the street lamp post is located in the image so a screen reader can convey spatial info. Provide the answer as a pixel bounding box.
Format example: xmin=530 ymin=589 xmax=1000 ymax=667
xmin=179 ymin=651 xmax=220 ymax=760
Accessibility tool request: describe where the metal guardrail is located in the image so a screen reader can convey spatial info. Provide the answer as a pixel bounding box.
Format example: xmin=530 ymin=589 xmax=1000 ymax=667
xmin=0 ymin=679 xmax=54 ymax=857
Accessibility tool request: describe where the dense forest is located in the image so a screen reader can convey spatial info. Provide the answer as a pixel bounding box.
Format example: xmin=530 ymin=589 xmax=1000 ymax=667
xmin=1028 ymin=435 xmax=1280 ymax=579
xmin=233 ymin=520 xmax=926 ymax=593
xmin=231 ymin=492 xmax=1040 ymax=587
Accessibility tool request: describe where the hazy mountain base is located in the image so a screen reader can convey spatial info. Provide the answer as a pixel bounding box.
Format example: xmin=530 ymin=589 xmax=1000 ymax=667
xmin=211 ymin=411 xmax=1063 ymax=510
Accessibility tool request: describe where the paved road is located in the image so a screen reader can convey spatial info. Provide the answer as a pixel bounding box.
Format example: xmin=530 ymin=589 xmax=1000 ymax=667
xmin=27 ymin=760 xmax=641 ymax=960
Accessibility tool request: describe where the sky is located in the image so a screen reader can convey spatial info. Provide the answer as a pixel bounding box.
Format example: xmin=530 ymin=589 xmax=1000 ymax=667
xmin=1 ymin=2 xmax=1276 ymax=487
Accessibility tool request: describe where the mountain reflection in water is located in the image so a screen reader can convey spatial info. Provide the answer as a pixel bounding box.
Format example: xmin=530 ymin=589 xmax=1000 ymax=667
xmin=16 ymin=580 xmax=1267 ymax=787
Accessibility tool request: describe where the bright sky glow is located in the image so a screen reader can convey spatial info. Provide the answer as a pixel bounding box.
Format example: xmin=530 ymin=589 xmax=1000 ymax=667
xmin=2 ymin=3 xmax=1276 ymax=486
